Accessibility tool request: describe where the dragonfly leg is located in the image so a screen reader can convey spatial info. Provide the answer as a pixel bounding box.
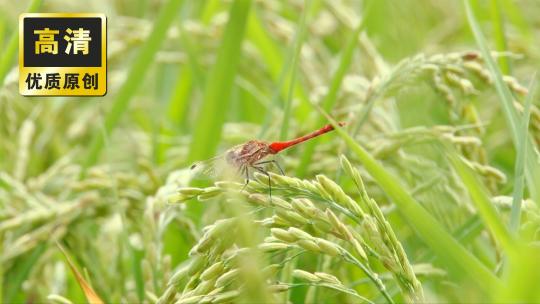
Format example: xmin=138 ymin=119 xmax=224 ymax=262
xmin=254 ymin=159 xmax=285 ymax=175
xmin=241 ymin=165 xmax=250 ymax=191
xmin=273 ymin=160 xmax=285 ymax=175
xmin=252 ymin=166 xmax=272 ymax=201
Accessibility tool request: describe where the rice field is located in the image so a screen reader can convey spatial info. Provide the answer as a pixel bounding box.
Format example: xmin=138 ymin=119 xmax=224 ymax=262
xmin=1 ymin=0 xmax=540 ymax=303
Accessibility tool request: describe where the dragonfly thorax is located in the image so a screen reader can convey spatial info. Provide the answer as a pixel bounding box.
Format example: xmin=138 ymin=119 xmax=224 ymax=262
xmin=225 ymin=140 xmax=273 ymax=168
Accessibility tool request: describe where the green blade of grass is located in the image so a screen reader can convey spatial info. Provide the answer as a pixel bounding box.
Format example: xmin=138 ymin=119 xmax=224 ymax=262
xmin=157 ymin=23 xmax=206 ymax=164
xmin=488 ymin=0 xmax=510 ymax=73
xmin=3 ymin=244 xmax=46 ymax=303
xmin=166 ymin=7 xmax=206 ymax=126
xmin=201 ymin=0 xmax=221 ymax=24
xmin=82 ymin=0 xmax=184 ymax=174
xmin=500 ymin=0 xmax=532 ymax=41
xmin=247 ymin=11 xmax=283 ymax=83
xmin=464 ymin=0 xmax=540 ymax=204
xmin=0 ymin=0 xmax=42 ymax=86
xmin=510 ymin=77 xmax=535 ymax=232
xmin=497 ymin=246 xmax=540 ymax=302
xmin=295 ymin=15 xmax=365 ymax=176
xmin=0 ymin=20 xmax=5 ymax=51
xmin=314 ymin=105 xmax=503 ymax=294
xmin=187 ymin=0 xmax=252 ymax=163
xmin=448 ymin=152 xmax=515 ymax=253
xmin=167 ymin=67 xmax=193 ymax=127
xmin=249 ymin=7 xmax=312 ymax=137
xmin=279 ymin=0 xmax=311 ymax=140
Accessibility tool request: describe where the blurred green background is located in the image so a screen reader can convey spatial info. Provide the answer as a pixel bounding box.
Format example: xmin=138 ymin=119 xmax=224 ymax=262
xmin=1 ymin=0 xmax=540 ymax=303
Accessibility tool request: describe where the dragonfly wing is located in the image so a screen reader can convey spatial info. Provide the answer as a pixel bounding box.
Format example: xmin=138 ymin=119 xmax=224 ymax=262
xmin=189 ymin=154 xmax=240 ymax=180
xmin=190 ymin=157 xmax=220 ymax=179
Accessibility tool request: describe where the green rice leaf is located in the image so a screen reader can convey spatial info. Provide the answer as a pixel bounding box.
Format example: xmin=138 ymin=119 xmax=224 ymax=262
xmin=187 ymin=0 xmax=252 ymax=163
xmin=464 ymin=0 xmax=540 ymax=204
xmin=448 ymin=151 xmax=515 ymax=253
xmin=510 ymin=77 xmax=535 ymax=232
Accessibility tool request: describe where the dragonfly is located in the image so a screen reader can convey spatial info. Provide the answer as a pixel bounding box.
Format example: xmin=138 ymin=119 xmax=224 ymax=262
xmin=190 ymin=122 xmax=345 ymax=196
